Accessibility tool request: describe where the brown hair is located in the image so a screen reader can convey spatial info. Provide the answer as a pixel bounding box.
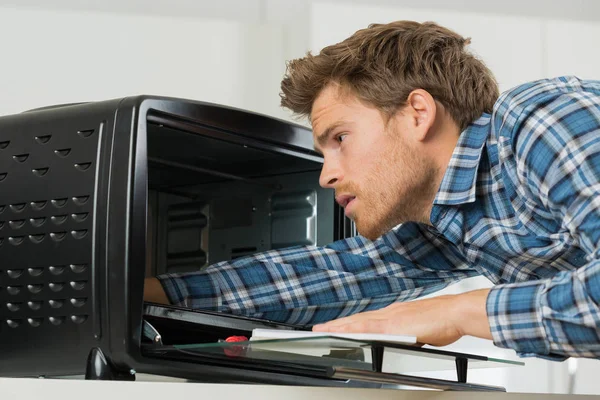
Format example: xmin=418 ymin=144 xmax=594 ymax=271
xmin=280 ymin=21 xmax=499 ymax=131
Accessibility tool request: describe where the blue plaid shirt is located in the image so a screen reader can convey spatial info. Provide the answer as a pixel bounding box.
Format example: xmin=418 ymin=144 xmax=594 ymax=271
xmin=158 ymin=76 xmax=600 ymax=360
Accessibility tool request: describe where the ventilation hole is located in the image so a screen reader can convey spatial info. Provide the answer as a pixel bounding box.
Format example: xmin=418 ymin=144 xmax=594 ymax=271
xmin=70 ymin=281 xmax=86 ymax=291
xmin=70 ymin=298 xmax=86 ymax=308
xmin=8 ymin=236 xmax=24 ymax=246
xmin=10 ymin=203 xmax=26 ymax=213
xmin=48 ymin=300 xmax=64 ymax=309
xmin=51 ymin=198 xmax=68 ymax=208
xmin=29 ymin=217 xmax=46 ymax=227
xmin=70 ymin=264 xmax=87 ymax=273
xmin=74 ymin=162 xmax=92 ymax=172
xmin=27 ymin=318 xmax=43 ymax=327
xmin=51 ymin=215 xmax=68 ymax=225
xmin=0 ymin=205 xmax=4 ymax=213
xmin=72 ymin=196 xmax=89 ymax=206
xmin=54 ymin=148 xmax=71 ymax=158
xmin=48 ymin=283 xmax=65 ymax=293
xmin=49 ymin=316 xmax=65 ymax=326
xmin=0 ymin=238 xmax=3 ymax=246
xmin=27 ymin=284 xmax=43 ymax=294
xmin=30 ymin=200 xmax=47 ymax=210
xmin=71 ymin=213 xmax=88 ymax=222
xmin=71 ymin=230 xmax=87 ymax=239
xmin=7 ymin=286 xmax=21 ymax=295
xmin=27 ymin=267 xmax=44 ymax=277
xmin=6 ymin=302 xmax=21 ymax=312
xmin=0 ymin=141 xmax=9 ymax=149
xmin=12 ymin=154 xmax=29 ymax=163
xmin=9 ymin=220 xmax=25 ymax=229
xmin=32 ymin=168 xmax=49 ymax=177
xmin=7 ymin=269 xmax=23 ymax=279
xmin=0 ymin=221 xmax=4 ymax=230
xmin=29 ymin=234 xmax=45 ymax=244
xmin=77 ymin=129 xmax=94 ymax=138
xmin=71 ymin=315 xmax=88 ymax=324
xmin=6 ymin=319 xmax=20 ymax=328
xmin=27 ymin=301 xmax=42 ymax=311
xmin=50 ymin=232 xmax=67 ymax=242
xmin=49 ymin=266 xmax=66 ymax=275
xmin=35 ymin=135 xmax=52 ymax=144
xmin=0 ymin=173 xmax=7 ymax=182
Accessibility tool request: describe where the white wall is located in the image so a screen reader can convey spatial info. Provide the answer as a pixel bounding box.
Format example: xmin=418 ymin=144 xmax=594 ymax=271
xmin=0 ymin=6 xmax=287 ymax=119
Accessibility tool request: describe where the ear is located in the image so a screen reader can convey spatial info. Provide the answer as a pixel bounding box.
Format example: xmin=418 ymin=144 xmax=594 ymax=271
xmin=405 ymin=89 xmax=437 ymax=142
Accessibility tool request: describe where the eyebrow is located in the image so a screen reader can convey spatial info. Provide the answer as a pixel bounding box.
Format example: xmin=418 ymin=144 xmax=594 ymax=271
xmin=314 ymin=121 xmax=347 ymax=154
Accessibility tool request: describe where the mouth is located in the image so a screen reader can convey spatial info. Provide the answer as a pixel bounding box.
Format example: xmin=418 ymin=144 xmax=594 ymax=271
xmin=335 ymin=194 xmax=356 ymax=209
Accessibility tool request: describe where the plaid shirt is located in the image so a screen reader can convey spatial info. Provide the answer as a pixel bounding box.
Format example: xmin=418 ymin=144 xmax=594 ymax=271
xmin=159 ymin=76 xmax=600 ymax=359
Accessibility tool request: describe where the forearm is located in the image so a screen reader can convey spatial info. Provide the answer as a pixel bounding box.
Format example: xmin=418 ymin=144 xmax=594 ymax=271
xmin=143 ymin=277 xmax=170 ymax=304
xmin=452 ymin=289 xmax=492 ymax=340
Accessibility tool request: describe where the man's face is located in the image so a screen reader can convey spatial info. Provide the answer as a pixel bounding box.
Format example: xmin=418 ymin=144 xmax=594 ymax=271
xmin=312 ymin=84 xmax=437 ymax=240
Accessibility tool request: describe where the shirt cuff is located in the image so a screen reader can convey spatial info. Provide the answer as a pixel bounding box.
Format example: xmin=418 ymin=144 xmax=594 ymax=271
xmin=156 ymin=271 xmax=222 ymax=311
xmin=486 ymin=280 xmax=558 ymax=358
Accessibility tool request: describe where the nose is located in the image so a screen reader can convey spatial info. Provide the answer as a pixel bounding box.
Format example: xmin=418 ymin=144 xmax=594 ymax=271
xmin=319 ymin=157 xmax=341 ymax=188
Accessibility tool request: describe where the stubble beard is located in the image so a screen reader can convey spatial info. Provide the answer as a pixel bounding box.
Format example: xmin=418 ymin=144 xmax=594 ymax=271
xmin=353 ymin=141 xmax=439 ymax=240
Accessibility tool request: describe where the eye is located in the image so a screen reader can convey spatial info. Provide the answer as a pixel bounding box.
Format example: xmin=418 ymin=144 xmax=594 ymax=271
xmin=336 ymin=134 xmax=348 ymax=143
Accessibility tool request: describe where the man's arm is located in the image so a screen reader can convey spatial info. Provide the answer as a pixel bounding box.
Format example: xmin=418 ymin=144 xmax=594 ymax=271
xmin=144 ymin=223 xmax=480 ymax=326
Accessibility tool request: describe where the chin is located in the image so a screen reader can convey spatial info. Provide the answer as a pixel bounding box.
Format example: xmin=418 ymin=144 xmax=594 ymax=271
xmin=355 ymin=222 xmax=385 ymax=241
xmin=355 ymin=213 xmax=401 ymax=241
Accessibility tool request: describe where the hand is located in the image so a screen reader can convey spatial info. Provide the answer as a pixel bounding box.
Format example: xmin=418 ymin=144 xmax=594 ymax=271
xmin=312 ymin=289 xmax=492 ymax=347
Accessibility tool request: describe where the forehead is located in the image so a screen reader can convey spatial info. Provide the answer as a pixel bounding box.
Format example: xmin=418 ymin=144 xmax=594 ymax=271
xmin=311 ymin=85 xmax=352 ymax=132
xmin=311 ymin=84 xmax=382 ymax=136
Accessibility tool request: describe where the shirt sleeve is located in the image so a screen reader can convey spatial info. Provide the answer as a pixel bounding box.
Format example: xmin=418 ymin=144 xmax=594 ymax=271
xmin=487 ymin=89 xmax=600 ymax=359
xmin=157 ymin=222 xmax=479 ymax=326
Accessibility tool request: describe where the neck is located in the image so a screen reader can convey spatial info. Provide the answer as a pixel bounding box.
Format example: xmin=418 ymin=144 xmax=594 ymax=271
xmin=419 ymin=112 xmax=462 ymax=225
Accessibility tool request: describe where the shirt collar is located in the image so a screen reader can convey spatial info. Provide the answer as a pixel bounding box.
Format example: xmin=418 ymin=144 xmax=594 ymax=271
xmin=433 ymin=113 xmax=491 ymax=206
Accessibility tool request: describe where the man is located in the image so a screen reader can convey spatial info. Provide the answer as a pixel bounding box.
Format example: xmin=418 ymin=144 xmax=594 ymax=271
xmin=145 ymin=20 xmax=600 ymax=360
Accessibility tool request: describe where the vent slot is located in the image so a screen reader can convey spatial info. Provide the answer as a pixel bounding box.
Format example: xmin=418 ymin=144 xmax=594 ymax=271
xmin=10 ymin=203 xmax=26 ymax=213
xmin=49 ymin=232 xmax=67 ymax=242
xmin=29 ymin=217 xmax=46 ymax=227
xmin=51 ymin=198 xmax=68 ymax=208
xmin=13 ymin=154 xmax=29 ymax=163
xmin=30 ymin=201 xmax=47 ymax=211
xmin=74 ymin=163 xmax=92 ymax=172
xmin=7 ymin=269 xmax=23 ymax=279
xmin=35 ymin=135 xmax=52 ymax=144
xmin=71 ymin=213 xmax=88 ymax=222
xmin=32 ymin=168 xmax=49 ymax=177
xmin=8 ymin=236 xmax=24 ymax=246
xmin=71 ymin=230 xmax=87 ymax=239
xmin=51 ymin=215 xmax=68 ymax=225
xmin=9 ymin=220 xmax=25 ymax=230
xmin=72 ymin=196 xmax=89 ymax=206
xmin=77 ymin=129 xmax=94 ymax=138
xmin=54 ymin=148 xmax=71 ymax=158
